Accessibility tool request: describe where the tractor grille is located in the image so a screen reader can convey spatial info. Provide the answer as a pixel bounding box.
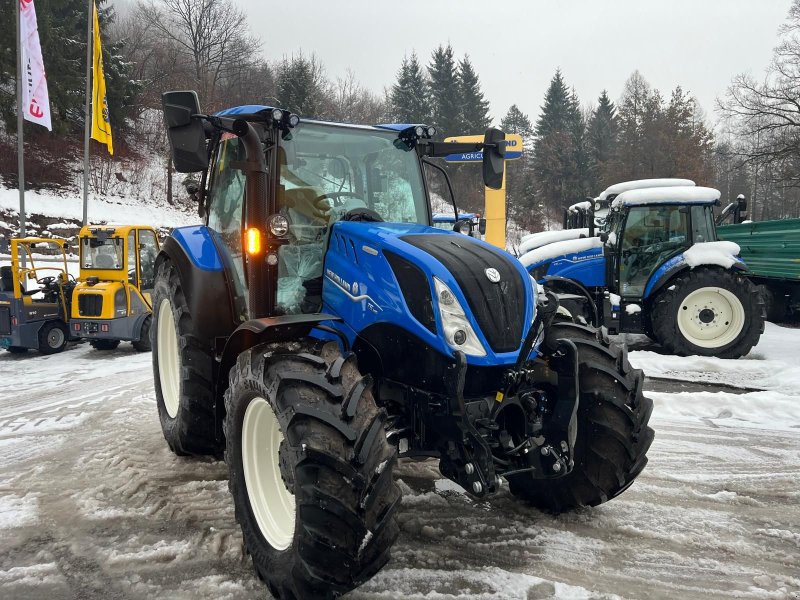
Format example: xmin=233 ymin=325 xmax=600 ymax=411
xmin=0 ymin=306 xmax=10 ymax=335
xmin=78 ymin=294 xmax=103 ymax=317
xmin=401 ymin=234 xmax=525 ymax=353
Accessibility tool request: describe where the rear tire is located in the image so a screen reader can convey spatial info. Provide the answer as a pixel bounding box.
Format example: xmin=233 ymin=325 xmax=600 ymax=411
xmin=90 ymin=339 xmax=120 ymax=351
xmin=131 ymin=315 xmax=152 ymax=352
xmin=507 ymin=322 xmax=654 ymax=512
xmin=151 ymin=259 xmax=219 ymax=457
xmin=224 ymin=341 xmax=400 ymax=599
xmin=38 ymin=321 xmax=68 ymax=355
xmin=651 ymin=267 xmax=765 ymax=358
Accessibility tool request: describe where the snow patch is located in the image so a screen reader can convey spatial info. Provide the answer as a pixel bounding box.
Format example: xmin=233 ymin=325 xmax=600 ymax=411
xmin=683 ymin=241 xmax=740 ymax=269
xmin=519 ymin=237 xmax=603 ymax=268
xmin=609 ymin=293 xmax=621 ymax=307
xmin=612 ymin=185 xmax=719 ymax=208
xmin=625 ymin=303 xmax=642 ymax=315
xmin=567 ymin=200 xmax=592 ymax=212
xmin=519 ymin=228 xmax=590 ymax=254
xmin=0 ymin=493 xmax=38 ymax=529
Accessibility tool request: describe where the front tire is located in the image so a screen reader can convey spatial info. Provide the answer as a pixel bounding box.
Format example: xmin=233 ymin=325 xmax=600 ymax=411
xmin=151 ymin=259 xmax=219 ymax=456
xmin=38 ymin=321 xmax=68 ymax=355
xmin=224 ymin=341 xmax=400 ymax=599
xmin=507 ymin=322 xmax=654 ymax=512
xmin=131 ymin=315 xmax=152 ymax=352
xmin=651 ymin=267 xmax=765 ymax=358
xmin=90 ymin=339 xmax=120 ymax=351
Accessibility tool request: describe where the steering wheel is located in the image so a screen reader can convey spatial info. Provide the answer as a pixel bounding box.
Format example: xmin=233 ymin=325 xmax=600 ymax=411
xmin=39 ymin=276 xmax=56 ymax=286
xmin=341 ymin=208 xmax=384 ymax=223
xmin=314 ymin=191 xmax=363 ymax=208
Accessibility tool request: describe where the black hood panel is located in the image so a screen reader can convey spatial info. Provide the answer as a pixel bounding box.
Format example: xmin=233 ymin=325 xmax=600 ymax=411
xmin=401 ymin=234 xmax=524 ymax=353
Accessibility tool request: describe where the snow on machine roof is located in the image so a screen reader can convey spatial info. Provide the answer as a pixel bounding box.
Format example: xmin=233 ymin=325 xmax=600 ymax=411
xmin=612 ymin=186 xmax=721 ymax=208
xmin=598 ymin=178 xmax=695 ymax=201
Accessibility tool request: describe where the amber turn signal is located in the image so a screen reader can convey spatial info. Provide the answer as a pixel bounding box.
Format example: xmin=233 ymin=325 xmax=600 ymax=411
xmin=245 ymin=227 xmax=262 ymax=255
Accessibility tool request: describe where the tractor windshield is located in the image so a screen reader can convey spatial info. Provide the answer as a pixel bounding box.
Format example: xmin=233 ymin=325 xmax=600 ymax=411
xmin=279 ymin=122 xmax=429 ymax=229
xmin=81 ymin=236 xmax=124 ymax=270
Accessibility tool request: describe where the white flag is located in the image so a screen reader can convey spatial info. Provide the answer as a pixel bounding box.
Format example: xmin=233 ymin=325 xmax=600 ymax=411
xmin=19 ymin=0 xmax=52 ymax=131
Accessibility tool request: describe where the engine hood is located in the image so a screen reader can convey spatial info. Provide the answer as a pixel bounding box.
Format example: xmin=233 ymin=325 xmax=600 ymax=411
xmin=322 ymin=221 xmax=536 ymax=366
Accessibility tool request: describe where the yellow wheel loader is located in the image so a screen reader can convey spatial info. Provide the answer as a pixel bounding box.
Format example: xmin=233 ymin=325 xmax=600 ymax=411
xmin=70 ymin=225 xmax=159 ymax=351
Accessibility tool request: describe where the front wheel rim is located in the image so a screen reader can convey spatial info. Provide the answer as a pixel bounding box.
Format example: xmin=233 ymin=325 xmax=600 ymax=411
xmin=156 ymin=298 xmax=180 ymax=418
xmin=48 ymin=327 xmax=65 ymax=349
xmin=242 ymin=396 xmax=296 ymax=551
xmin=676 ymin=286 xmax=746 ymax=349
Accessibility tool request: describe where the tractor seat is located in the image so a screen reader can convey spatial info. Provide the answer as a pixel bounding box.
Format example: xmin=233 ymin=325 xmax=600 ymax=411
xmin=94 ymin=253 xmax=117 ymax=269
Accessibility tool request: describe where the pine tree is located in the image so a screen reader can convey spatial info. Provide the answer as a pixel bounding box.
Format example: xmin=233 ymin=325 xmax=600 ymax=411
xmin=458 ymin=55 xmax=490 ymax=132
xmin=586 ymin=90 xmax=618 ymax=190
xmin=501 ymin=105 xmax=539 ymax=229
xmin=389 ymin=52 xmax=429 ymax=124
xmin=532 ymin=70 xmax=584 ymax=217
xmin=613 ymin=70 xmax=652 ymax=180
xmin=275 ymin=53 xmax=329 ymax=117
xmin=427 ymin=44 xmax=462 ymax=137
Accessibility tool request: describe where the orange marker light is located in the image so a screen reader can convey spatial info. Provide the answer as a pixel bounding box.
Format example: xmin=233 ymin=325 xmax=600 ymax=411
xmin=245 ymin=228 xmax=262 ymax=255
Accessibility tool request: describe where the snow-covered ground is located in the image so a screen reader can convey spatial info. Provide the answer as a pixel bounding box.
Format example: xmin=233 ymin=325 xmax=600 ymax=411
xmin=1 ymin=326 xmax=799 ymax=599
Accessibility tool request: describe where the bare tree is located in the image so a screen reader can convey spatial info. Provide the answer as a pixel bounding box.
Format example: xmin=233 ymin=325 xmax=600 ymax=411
xmin=328 ymin=70 xmax=388 ymax=124
xmin=136 ymin=0 xmax=262 ymax=108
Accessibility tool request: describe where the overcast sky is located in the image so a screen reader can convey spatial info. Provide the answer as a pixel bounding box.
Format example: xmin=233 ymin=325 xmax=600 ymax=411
xmin=236 ymin=0 xmax=791 ymax=128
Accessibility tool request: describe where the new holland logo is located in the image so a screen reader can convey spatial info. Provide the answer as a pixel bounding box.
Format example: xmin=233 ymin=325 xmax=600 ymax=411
xmin=485 ymin=268 xmax=501 ymax=283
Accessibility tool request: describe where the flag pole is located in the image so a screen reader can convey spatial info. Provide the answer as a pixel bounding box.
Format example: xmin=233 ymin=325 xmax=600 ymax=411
xmin=16 ymin=0 xmax=26 ymax=241
xmin=82 ymin=0 xmax=93 ymax=226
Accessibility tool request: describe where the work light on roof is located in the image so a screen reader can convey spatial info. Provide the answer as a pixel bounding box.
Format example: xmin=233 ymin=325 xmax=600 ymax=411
xmin=415 ymin=125 xmax=425 ymax=138
xmin=288 ymin=114 xmax=300 ymax=127
xmin=271 ymin=108 xmax=284 ymax=122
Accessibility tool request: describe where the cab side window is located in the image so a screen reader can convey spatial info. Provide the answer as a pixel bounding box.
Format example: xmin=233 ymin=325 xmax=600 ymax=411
xmin=207 ymin=137 xmax=247 ymax=298
xmin=137 ymin=229 xmax=158 ymax=293
xmin=127 ymin=231 xmax=137 ymax=286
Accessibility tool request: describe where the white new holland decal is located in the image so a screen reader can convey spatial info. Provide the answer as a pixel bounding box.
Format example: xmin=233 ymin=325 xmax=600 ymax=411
xmin=326 ymin=269 xmax=382 ymax=313
xmin=485 ymin=268 xmax=501 ymax=283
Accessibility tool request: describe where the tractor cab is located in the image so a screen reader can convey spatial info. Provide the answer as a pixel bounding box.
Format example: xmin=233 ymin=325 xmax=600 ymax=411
xmin=70 ymin=225 xmax=159 ymax=351
xmin=0 ymin=238 xmax=76 ymax=354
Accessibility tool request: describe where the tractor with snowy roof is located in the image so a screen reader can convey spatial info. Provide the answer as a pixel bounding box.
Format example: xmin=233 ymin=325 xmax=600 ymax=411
xmin=153 ymin=91 xmax=653 ymax=598
xmin=521 ymin=184 xmax=765 ymax=358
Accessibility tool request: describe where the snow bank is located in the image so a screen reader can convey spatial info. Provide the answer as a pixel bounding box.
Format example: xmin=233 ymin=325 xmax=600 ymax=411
xmin=0 ymin=186 xmax=196 ymax=229
xmin=683 ymin=241 xmax=740 ymax=269
xmin=519 ymin=236 xmax=603 ymax=268
xmin=630 ymin=323 xmax=800 ymax=397
xmin=599 ymin=178 xmax=695 ymax=200
xmin=518 ymin=228 xmax=591 ymax=255
xmin=612 ymin=186 xmax=720 ymax=208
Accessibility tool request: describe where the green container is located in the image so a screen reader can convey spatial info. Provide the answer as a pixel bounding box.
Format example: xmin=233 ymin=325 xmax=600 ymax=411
xmin=717 ymin=218 xmax=800 ymax=282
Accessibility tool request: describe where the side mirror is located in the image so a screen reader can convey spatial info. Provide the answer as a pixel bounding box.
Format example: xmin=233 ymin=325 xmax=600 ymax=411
xmin=478 ymin=218 xmax=487 ymax=235
xmin=599 ymin=231 xmax=609 ymax=243
xmin=162 ymin=91 xmax=209 ymax=173
xmin=482 ymin=128 xmax=506 ymax=190
xmin=453 ymin=219 xmax=473 ymax=236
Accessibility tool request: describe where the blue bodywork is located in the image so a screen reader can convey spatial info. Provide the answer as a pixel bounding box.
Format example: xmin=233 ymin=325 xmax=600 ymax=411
xmin=171 ymin=221 xmax=538 ymax=367
xmin=526 ymin=244 xmax=606 ymax=288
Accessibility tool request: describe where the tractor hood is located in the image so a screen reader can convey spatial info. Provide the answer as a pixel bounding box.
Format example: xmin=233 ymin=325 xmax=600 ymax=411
xmin=321 ymin=221 xmax=536 ymax=366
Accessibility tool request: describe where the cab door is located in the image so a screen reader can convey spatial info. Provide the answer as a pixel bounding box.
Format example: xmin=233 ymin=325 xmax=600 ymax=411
xmin=136 ymin=228 xmax=159 ymax=306
xmin=617 ymin=205 xmax=690 ymax=299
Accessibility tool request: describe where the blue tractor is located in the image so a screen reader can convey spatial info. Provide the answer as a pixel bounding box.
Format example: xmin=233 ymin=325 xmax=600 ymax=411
xmin=522 ymin=185 xmax=765 ymax=359
xmin=153 ymin=91 xmax=653 ymax=598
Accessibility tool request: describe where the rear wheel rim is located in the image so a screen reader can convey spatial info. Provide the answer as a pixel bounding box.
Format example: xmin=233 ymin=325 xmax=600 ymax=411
xmin=242 ymin=396 xmax=296 ymax=551
xmin=676 ymin=287 xmax=745 ymax=349
xmin=47 ymin=327 xmax=65 ymax=349
xmin=156 ymin=298 xmax=180 ymax=418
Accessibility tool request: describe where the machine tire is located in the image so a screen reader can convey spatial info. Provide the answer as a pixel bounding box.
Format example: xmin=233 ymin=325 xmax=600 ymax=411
xmin=507 ymin=322 xmax=654 ymax=512
xmin=152 ymin=259 xmax=219 ymax=457
xmin=38 ymin=321 xmax=69 ymax=355
xmin=224 ymin=341 xmax=400 ymax=599
xmin=131 ymin=316 xmax=152 ymax=352
xmin=651 ymin=267 xmax=765 ymax=358
xmin=6 ymin=346 xmax=28 ymax=354
xmin=762 ymin=285 xmax=788 ymax=323
xmin=90 ymin=339 xmax=120 ymax=351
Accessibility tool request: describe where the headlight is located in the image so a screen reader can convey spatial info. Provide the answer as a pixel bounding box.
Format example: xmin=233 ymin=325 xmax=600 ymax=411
xmin=268 ymin=214 xmax=289 ymax=237
xmin=433 ymin=277 xmax=486 ymax=357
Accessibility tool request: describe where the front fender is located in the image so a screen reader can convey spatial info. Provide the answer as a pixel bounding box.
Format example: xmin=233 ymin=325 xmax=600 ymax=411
xmin=643 ymin=252 xmax=749 ymax=300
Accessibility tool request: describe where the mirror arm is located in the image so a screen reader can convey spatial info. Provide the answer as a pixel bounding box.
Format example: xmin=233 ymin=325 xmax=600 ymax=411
xmin=418 ymin=140 xmax=484 ymax=158
xmin=422 ymin=158 xmax=458 ymax=221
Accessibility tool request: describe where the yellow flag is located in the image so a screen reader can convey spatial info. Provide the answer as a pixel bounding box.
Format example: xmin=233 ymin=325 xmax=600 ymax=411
xmin=91 ymin=1 xmax=113 ymax=155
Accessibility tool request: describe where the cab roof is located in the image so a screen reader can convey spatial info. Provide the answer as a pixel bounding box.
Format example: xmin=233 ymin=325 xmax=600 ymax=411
xmin=214 ymin=105 xmax=424 ymax=132
xmin=612 ymin=186 xmax=721 ymax=208
xmin=598 ymin=178 xmax=695 ymax=201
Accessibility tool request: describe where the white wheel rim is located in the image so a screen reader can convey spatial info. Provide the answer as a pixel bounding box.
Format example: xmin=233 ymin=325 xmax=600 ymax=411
xmin=48 ymin=327 xmax=65 ymax=349
xmin=242 ymin=396 xmax=296 ymax=550
xmin=676 ymin=287 xmax=746 ymax=349
xmin=156 ymin=298 xmax=180 ymax=418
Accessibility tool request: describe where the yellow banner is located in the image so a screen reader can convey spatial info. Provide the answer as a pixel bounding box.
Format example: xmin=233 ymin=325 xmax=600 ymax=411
xmin=91 ymin=1 xmax=113 ymax=155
